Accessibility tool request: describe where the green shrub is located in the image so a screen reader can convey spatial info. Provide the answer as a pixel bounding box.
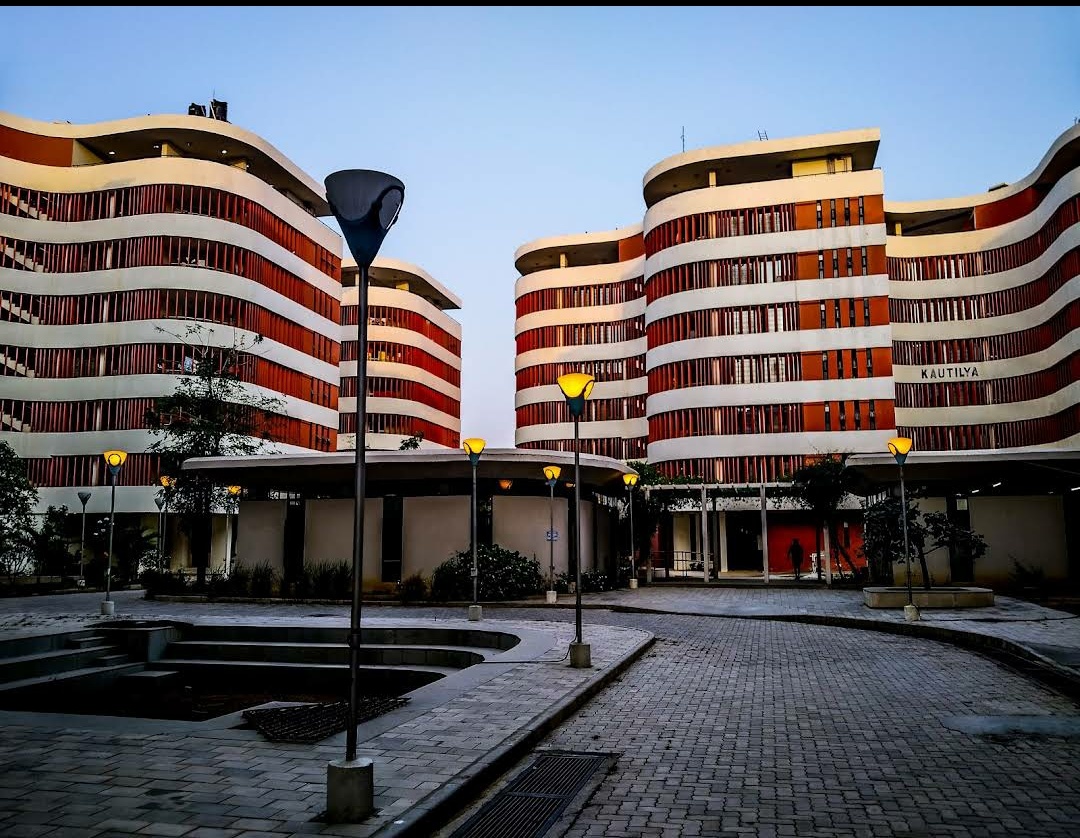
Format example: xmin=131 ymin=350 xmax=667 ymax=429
xmin=311 ymin=560 xmax=351 ymax=599
xmin=220 ymin=563 xmax=252 ymax=597
xmin=249 ymin=561 xmax=276 ymax=597
xmin=555 ymin=569 xmax=612 ymax=594
xmin=397 ymin=573 xmax=428 ymax=604
xmin=140 ymin=568 xmax=190 ymax=597
xmin=430 ymin=544 xmax=544 ymax=602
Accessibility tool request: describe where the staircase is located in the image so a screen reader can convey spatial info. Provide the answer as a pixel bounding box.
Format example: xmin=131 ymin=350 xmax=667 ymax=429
xmin=0 ymin=629 xmax=142 ymax=706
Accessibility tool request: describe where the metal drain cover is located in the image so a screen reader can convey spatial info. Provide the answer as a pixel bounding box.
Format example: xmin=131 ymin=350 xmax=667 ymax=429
xmin=448 ymin=750 xmax=615 ymax=838
xmin=243 ymin=696 xmax=407 ymax=743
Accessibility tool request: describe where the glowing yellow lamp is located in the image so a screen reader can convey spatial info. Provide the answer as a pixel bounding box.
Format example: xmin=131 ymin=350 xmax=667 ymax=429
xmin=543 ymin=465 xmax=562 ymax=483
xmin=887 ymin=436 xmax=914 ymax=466
xmin=623 ymin=473 xmax=639 ymax=488
xmin=103 ymin=450 xmax=128 ymax=469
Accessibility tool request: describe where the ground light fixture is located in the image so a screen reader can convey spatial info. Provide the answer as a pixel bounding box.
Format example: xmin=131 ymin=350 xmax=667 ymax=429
xmin=101 ymin=450 xmax=128 ymax=616
xmin=887 ymin=436 xmax=918 ymax=622
xmin=557 ymin=371 xmax=595 ymax=668
xmin=324 ymin=168 xmax=404 ymax=822
xmin=543 ymin=465 xmax=561 ymax=603
xmin=623 ymin=472 xmax=639 ymax=589
xmin=462 ymin=438 xmax=486 ymax=621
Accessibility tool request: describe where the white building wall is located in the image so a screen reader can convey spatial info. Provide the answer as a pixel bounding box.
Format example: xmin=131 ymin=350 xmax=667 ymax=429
xmin=493 ymin=495 xmax=569 ymax=580
xmin=402 ymin=496 xmax=470 ymax=578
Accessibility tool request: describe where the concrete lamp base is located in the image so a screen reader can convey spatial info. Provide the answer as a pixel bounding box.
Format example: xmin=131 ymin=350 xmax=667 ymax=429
xmin=904 ymin=604 xmax=921 ymax=622
xmin=100 ymin=600 xmax=115 ymax=616
xmin=545 ymin=590 xmax=558 ymax=604
xmin=467 ymin=604 xmax=483 ymax=621
xmin=326 ymin=758 xmax=374 ymax=823
xmin=569 ymin=641 xmax=591 ymax=669
xmin=628 ymin=578 xmax=638 ymax=589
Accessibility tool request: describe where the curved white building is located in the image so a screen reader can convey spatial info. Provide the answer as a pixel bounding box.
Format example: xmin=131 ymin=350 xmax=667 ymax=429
xmin=338 ymin=257 xmax=462 ymax=451
xmin=514 ymin=226 xmax=647 ymax=460
xmin=642 ymin=129 xmax=894 ymax=482
xmin=0 ymin=109 xmax=341 ymax=516
xmin=887 ymin=124 xmax=1080 ymax=452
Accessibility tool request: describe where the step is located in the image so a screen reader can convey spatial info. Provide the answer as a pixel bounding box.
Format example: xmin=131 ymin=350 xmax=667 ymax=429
xmin=97 ymin=654 xmax=130 ymax=667
xmin=183 ymin=624 xmax=519 ymax=651
xmin=163 ymin=640 xmax=487 ymax=668
xmin=0 ymin=645 xmax=120 ymax=685
xmin=67 ymin=635 xmax=108 ymax=649
xmin=151 ymin=658 xmax=454 ymax=691
xmin=0 ymin=662 xmax=144 ymax=697
xmin=118 ymin=670 xmax=180 ymax=689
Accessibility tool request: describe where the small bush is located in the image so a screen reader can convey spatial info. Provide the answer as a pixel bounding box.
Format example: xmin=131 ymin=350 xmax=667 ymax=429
xmin=555 ymin=569 xmax=612 ymax=594
xmin=430 ymin=544 xmax=544 ymax=602
xmin=1008 ymin=559 xmax=1048 ymax=600
xmin=398 ymin=573 xmax=428 ymax=604
xmin=249 ymin=561 xmax=276 ymax=598
xmin=311 ymin=561 xmax=351 ymax=599
xmin=140 ymin=568 xmax=191 ymax=597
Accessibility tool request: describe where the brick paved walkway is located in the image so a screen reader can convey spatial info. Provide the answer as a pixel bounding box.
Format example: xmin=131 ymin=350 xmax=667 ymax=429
xmin=2 ymin=592 xmax=1079 ymax=836
xmin=440 ymin=611 xmax=1080 ymax=838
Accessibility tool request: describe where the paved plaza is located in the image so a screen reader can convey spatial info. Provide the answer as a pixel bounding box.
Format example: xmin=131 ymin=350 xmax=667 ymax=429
xmin=0 ymin=588 xmax=1079 ymax=837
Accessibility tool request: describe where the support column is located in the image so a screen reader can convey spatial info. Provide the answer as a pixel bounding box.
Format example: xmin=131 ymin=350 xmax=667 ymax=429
xmin=717 ymin=511 xmax=729 ymax=573
xmin=823 ymin=525 xmax=833 ymax=586
xmin=699 ymin=484 xmax=710 ymax=583
xmin=759 ymin=483 xmax=770 ymax=585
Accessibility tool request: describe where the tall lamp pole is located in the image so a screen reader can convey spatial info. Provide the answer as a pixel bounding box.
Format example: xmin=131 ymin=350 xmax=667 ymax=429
xmin=77 ymin=491 xmax=91 ymax=586
xmin=158 ymin=475 xmax=175 ymax=570
xmin=543 ymin=465 xmax=561 ymax=602
xmin=324 ymin=168 xmax=404 ymax=822
xmin=154 ymin=496 xmax=165 ymax=571
xmin=623 ymin=473 xmax=639 ymax=589
xmin=463 ymin=438 xmax=486 ymax=620
xmin=887 ymin=436 xmax=918 ymax=622
xmin=101 ymin=450 xmax=127 ymax=616
xmin=557 ymin=372 xmax=595 ymax=669
xmin=225 ymin=485 xmax=241 ymax=576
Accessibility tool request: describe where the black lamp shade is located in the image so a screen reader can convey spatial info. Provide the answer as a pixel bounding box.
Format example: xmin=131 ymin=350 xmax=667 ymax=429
xmin=324 ymin=170 xmax=405 ymax=268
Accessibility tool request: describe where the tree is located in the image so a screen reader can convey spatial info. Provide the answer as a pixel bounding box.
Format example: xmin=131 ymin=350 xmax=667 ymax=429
xmin=0 ymin=441 xmax=37 ymax=586
xmin=787 ymin=453 xmax=860 ymax=578
xmin=624 ymin=461 xmax=703 ymax=575
xmin=89 ymin=516 xmax=157 ymax=587
xmin=32 ymin=505 xmax=72 ymax=580
xmin=398 ymin=431 xmax=424 ymax=450
xmin=145 ymin=327 xmax=283 ymax=587
xmin=860 ymin=496 xmax=987 ymax=589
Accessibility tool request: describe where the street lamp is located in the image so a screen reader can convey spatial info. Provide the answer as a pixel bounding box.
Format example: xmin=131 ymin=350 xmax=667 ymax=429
xmin=462 ymin=438 xmax=486 ymax=620
xmin=887 ymin=436 xmax=918 ymax=622
xmin=543 ymin=465 xmax=561 ymax=602
xmin=77 ymin=491 xmax=91 ymax=586
xmin=623 ymin=473 xmax=639 ymax=589
xmin=225 ymin=485 xmax=241 ymax=576
xmin=101 ymin=450 xmax=127 ymax=616
xmin=158 ymin=476 xmax=175 ymax=571
xmin=324 ymin=169 xmax=404 ymax=819
xmin=557 ymin=371 xmax=595 ymax=669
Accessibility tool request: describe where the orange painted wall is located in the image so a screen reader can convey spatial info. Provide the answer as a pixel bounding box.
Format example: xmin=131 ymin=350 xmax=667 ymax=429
xmin=974 ymin=187 xmax=1039 ymax=230
xmin=871 ymin=348 xmax=893 ymax=376
xmin=766 ymin=516 xmax=866 ymax=574
xmin=618 ymin=234 xmax=645 ymax=262
xmin=796 ymin=252 xmax=819 ymax=280
xmin=0 ymin=125 xmax=73 ymax=166
xmin=794 ymin=202 xmax=818 ymax=230
xmin=869 ymin=297 xmax=891 ymax=325
xmin=801 ymin=351 xmax=824 ymax=380
xmin=803 ymin=403 xmax=826 ymax=432
xmin=863 ymin=194 xmax=885 ymax=225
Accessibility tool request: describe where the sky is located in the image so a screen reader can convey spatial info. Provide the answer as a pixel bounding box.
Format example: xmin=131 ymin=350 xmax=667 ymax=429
xmin=2 ymin=6 xmax=1078 ymax=446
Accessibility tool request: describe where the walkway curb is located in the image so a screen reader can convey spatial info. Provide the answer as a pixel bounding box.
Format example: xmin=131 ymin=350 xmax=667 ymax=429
xmin=608 ymin=604 xmax=1080 ymax=701
xmin=379 ymin=630 xmax=656 ymax=838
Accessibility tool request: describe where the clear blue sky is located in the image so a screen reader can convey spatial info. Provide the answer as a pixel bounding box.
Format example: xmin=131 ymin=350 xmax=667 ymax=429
xmin=3 ymin=7 xmax=1077 ymax=446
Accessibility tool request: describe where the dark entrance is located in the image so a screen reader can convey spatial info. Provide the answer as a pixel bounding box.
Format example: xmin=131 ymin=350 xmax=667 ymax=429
xmin=725 ymin=511 xmax=763 ymax=571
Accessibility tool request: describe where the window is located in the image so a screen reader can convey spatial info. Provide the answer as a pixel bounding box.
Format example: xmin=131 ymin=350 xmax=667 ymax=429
xmin=832 ymin=250 xmax=839 ymax=276
xmin=866 ymin=350 xmax=874 ymax=377
xmin=818 ymin=252 xmax=825 ymax=279
xmin=846 ymin=248 xmax=853 ymax=276
xmin=824 ymin=402 xmax=831 ymax=431
xmin=850 ymin=349 xmax=859 ymax=378
xmin=816 ymin=201 xmax=822 ymax=229
xmin=830 ymin=199 xmax=836 ymax=226
xmin=836 ymin=350 xmax=844 ymax=379
xmin=863 ymin=297 xmax=871 ymax=325
xmin=861 ymin=247 xmax=868 ymax=276
xmin=833 ymin=299 xmax=841 ymax=328
xmin=819 ymin=302 xmax=827 ymax=328
xmin=849 ymin=297 xmax=856 ymax=327
xmin=858 ymin=197 xmax=865 ymax=225
xmin=838 ymin=401 xmax=847 ymax=429
xmin=844 ymin=199 xmax=851 ymax=226
xmin=822 ymin=352 xmax=829 ymax=378
xmin=869 ymin=401 xmax=876 ymax=429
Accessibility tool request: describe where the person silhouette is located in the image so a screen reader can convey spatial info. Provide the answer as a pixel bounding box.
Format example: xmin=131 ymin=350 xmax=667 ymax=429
xmin=788 ymin=537 xmax=805 ymax=580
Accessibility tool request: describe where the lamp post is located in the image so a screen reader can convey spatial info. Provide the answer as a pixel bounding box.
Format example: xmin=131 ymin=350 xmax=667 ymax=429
xmin=324 ymin=169 xmax=404 ymax=820
xmin=77 ymin=491 xmax=91 ymax=586
xmin=543 ymin=465 xmax=561 ymax=603
xmin=225 ymin=485 xmax=241 ymax=576
xmin=887 ymin=436 xmax=918 ymax=622
xmin=158 ymin=476 xmax=175 ymax=571
xmin=101 ymin=450 xmax=127 ymax=616
xmin=557 ymin=371 xmax=595 ymax=669
xmin=154 ymin=496 xmax=165 ymax=571
xmin=463 ymin=438 xmax=486 ymax=620
xmin=623 ymin=473 xmax=639 ymax=589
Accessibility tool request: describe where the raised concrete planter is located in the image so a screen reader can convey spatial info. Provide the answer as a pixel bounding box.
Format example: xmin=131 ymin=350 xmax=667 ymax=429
xmin=863 ymin=586 xmax=995 ymax=609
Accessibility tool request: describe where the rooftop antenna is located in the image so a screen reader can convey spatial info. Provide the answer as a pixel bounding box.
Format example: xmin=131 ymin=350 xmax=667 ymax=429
xmin=757 ymin=129 xmax=769 ymax=141
xmin=681 ymin=126 xmax=685 ymax=153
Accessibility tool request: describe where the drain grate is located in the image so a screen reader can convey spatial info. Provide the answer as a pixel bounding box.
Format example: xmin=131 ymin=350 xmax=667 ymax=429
xmin=243 ymin=696 xmax=407 ymax=743
xmin=448 ymin=751 xmax=613 ymax=838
